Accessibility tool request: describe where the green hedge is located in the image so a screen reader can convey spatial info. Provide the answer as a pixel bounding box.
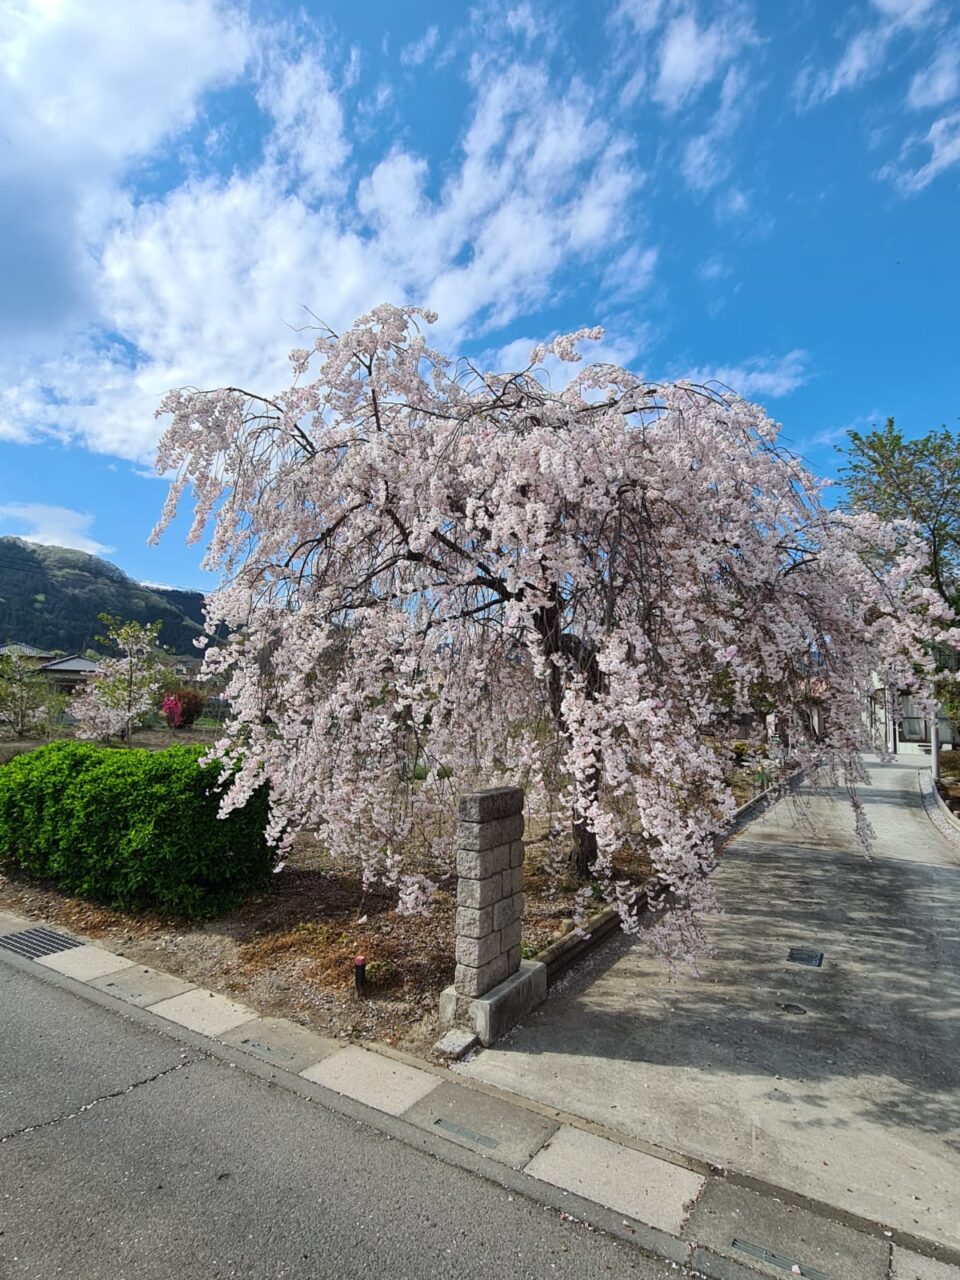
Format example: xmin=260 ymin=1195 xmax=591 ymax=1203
xmin=0 ymin=742 xmax=273 ymax=917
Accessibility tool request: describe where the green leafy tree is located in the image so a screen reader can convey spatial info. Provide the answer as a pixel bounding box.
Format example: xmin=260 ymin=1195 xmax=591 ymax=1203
xmin=839 ymin=418 xmax=960 ymax=611
xmin=0 ymin=654 xmax=49 ymax=738
xmin=840 ymin=418 xmax=960 ymax=732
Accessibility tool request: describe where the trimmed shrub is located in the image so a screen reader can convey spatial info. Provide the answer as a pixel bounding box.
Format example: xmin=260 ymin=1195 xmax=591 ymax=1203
xmin=0 ymin=741 xmax=273 ymax=917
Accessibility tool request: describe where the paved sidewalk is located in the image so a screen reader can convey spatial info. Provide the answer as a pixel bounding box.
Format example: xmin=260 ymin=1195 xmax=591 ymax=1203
xmin=2 ymin=759 xmax=958 ymax=1279
xmin=457 ymin=760 xmax=960 ymax=1265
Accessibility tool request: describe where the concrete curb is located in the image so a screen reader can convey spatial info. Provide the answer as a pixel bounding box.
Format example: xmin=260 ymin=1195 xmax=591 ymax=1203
xmin=3 ymin=908 xmax=958 ymax=1279
xmin=927 ymin=769 xmax=960 ymax=839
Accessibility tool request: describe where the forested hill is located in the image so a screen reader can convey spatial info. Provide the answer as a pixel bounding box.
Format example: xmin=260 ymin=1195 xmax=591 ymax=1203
xmin=0 ymin=538 xmax=206 ymax=656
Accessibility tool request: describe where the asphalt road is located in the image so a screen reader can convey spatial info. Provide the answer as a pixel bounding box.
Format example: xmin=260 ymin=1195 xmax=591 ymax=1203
xmin=0 ymin=961 xmax=674 ymax=1280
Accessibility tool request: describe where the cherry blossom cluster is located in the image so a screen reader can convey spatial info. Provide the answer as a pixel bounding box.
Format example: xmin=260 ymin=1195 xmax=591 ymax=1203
xmin=152 ymin=305 xmax=958 ymax=958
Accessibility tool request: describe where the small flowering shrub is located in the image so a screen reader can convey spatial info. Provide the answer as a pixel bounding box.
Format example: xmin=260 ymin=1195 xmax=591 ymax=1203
xmin=0 ymin=742 xmax=272 ymax=917
xmin=162 ymin=694 xmax=183 ymax=728
xmin=175 ymin=687 xmax=206 ymax=728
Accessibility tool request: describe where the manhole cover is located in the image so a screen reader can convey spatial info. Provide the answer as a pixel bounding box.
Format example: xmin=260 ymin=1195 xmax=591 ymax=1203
xmin=787 ymin=947 xmax=824 ymax=967
xmin=0 ymin=927 xmax=83 ymax=960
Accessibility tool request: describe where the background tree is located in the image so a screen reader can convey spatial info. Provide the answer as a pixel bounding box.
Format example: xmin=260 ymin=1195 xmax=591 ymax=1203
xmin=840 ymin=419 xmax=960 ymax=733
xmin=839 ymin=418 xmax=960 ymax=611
xmin=73 ymin=616 xmax=164 ymax=744
xmin=152 ymin=306 xmax=956 ymax=958
xmin=0 ymin=653 xmax=49 ymax=738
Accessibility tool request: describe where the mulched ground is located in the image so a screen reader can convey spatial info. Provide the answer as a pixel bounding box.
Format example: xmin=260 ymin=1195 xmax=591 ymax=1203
xmin=0 ymin=824 xmax=613 ymax=1058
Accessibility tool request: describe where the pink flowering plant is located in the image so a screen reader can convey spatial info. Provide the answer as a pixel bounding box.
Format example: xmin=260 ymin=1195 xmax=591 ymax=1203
xmin=152 ymin=305 xmax=958 ymax=960
xmin=74 ymin=616 xmax=165 ymax=746
xmin=162 ymin=694 xmax=184 ymax=729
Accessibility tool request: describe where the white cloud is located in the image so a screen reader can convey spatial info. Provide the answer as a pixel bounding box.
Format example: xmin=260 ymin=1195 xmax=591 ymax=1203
xmin=491 ymin=330 xmax=647 ymax=389
xmin=0 ymin=17 xmax=642 ymax=461
xmin=614 ymin=0 xmax=665 ymax=36
xmin=0 ymin=503 xmax=113 ymax=555
xmin=681 ymin=65 xmax=752 ymax=192
xmin=653 ymin=10 xmax=753 ymax=113
xmin=400 ymin=24 xmax=439 ymax=67
xmin=795 ymin=0 xmax=941 ymax=111
xmin=683 ymin=350 xmax=811 ymax=399
xmin=804 ymin=409 xmax=883 ymax=449
xmin=870 ymin=0 xmax=937 ymax=26
xmin=881 ymin=108 xmax=960 ymax=190
xmin=795 ymin=25 xmax=892 ymax=109
xmin=698 ymin=254 xmax=731 ymax=282
xmin=908 ymin=39 xmax=960 ymax=109
xmin=506 ymin=5 xmax=545 ymax=42
xmin=602 ymin=244 xmax=659 ymax=300
xmin=0 ymin=0 xmax=251 ymax=341
xmin=257 ymin=51 xmax=348 ymax=199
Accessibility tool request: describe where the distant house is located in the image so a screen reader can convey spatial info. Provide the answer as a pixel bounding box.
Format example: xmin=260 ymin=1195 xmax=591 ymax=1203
xmin=867 ymin=681 xmax=957 ymax=757
xmin=37 ymin=655 xmax=98 ymax=693
xmin=0 ymin=642 xmax=56 ymax=668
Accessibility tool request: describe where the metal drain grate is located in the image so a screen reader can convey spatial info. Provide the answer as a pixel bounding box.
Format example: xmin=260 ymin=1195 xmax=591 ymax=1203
xmin=433 ymin=1118 xmax=499 ymax=1150
xmin=733 ymin=1238 xmax=829 ymax=1279
xmin=787 ymin=947 xmax=824 ymax=967
xmin=0 ymin=926 xmax=83 ymax=960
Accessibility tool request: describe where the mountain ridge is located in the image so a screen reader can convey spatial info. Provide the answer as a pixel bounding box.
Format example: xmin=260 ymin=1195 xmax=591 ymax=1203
xmin=0 ymin=537 xmax=206 ymax=656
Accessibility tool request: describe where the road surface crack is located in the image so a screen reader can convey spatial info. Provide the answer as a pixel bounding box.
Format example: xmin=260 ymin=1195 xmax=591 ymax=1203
xmin=0 ymin=1057 xmax=197 ymax=1144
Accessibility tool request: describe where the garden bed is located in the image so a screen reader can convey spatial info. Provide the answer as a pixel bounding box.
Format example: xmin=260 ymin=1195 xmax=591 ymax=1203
xmin=0 ymin=731 xmax=776 ymax=1055
xmin=0 ymin=823 xmax=649 ymax=1057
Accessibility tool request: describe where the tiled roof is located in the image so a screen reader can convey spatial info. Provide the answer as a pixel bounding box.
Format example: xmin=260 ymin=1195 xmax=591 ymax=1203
xmin=37 ymin=655 xmax=99 ymax=673
xmin=0 ymin=643 xmax=56 ymax=659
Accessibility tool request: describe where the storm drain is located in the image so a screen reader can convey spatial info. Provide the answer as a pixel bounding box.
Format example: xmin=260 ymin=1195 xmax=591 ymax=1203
xmin=787 ymin=947 xmax=824 ymax=967
xmin=0 ymin=927 xmax=83 ymax=960
xmin=733 ymin=1238 xmax=829 ymax=1279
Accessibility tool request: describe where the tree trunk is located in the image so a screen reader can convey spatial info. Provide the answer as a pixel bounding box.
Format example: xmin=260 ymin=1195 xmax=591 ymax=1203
xmin=532 ymin=596 xmax=605 ymax=881
xmin=572 ymin=816 xmax=598 ymax=880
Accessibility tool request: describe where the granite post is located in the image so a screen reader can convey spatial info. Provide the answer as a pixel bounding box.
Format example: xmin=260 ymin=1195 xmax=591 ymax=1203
xmin=438 ymin=787 xmax=547 ymax=1047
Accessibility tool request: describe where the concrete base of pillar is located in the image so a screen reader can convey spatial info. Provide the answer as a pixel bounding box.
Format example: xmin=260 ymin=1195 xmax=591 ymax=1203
xmin=439 ymin=960 xmax=547 ymax=1046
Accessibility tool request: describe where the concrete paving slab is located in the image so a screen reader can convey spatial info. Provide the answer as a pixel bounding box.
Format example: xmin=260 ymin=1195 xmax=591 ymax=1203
xmin=402 ymin=1080 xmax=559 ymax=1168
xmin=300 ymin=1045 xmax=440 ymax=1116
xmin=0 ymin=910 xmax=30 ymax=936
xmin=524 ymin=1124 xmax=704 ymax=1235
xmin=36 ymin=944 xmax=135 ymax=982
xmin=893 ymin=1249 xmax=960 ymax=1280
xmin=148 ymin=987 xmax=256 ymax=1036
xmin=89 ymin=965 xmax=196 ymax=1007
xmin=218 ymin=1017 xmax=341 ymax=1074
xmin=685 ymin=1180 xmax=889 ymax=1280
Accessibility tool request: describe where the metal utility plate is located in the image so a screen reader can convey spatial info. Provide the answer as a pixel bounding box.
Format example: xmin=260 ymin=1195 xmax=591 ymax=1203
xmin=787 ymin=946 xmax=824 ymax=967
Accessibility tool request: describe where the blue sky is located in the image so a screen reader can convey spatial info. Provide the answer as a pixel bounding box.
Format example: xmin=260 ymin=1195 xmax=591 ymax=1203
xmin=1 ymin=0 xmax=958 ymax=589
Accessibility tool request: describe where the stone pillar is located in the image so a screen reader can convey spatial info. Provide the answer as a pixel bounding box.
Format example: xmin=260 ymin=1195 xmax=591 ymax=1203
xmin=455 ymin=786 xmax=525 ymax=997
xmin=438 ymin=786 xmax=547 ymax=1050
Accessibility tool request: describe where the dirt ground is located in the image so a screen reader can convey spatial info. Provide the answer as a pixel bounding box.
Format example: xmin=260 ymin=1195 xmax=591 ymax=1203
xmin=0 ymin=819 xmax=621 ymax=1057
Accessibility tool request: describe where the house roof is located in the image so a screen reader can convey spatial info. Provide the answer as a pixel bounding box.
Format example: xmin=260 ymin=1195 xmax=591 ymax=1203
xmin=38 ymin=655 xmax=99 ymax=673
xmin=0 ymin=643 xmax=56 ymax=659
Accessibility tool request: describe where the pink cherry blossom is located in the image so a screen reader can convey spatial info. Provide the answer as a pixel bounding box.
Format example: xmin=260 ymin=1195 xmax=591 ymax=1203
xmin=152 ymin=305 xmax=957 ymax=958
